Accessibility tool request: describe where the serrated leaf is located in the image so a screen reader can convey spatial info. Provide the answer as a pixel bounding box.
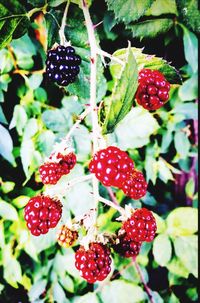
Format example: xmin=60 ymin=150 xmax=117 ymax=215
xmin=174 ymin=235 xmax=198 ymax=277
xmin=105 ymin=0 xmax=154 ymax=23
xmin=145 ymin=0 xmax=178 ymax=16
xmin=153 ymin=234 xmax=172 ymax=266
xmin=110 ymin=47 xmax=181 ymax=83
xmin=166 ymin=207 xmax=198 ymax=236
xmin=0 ymin=1 xmax=30 ymax=50
xmin=101 ymin=45 xmax=138 ymax=134
xmin=100 ymin=280 xmax=145 ymax=303
xmin=0 ymin=199 xmax=18 ymax=220
xmin=176 ymin=0 xmax=200 ymax=34
xmin=0 ymin=124 xmax=15 ymax=164
xmin=109 ymin=107 xmax=159 ymax=149
xmin=127 ymin=18 xmax=174 ymax=39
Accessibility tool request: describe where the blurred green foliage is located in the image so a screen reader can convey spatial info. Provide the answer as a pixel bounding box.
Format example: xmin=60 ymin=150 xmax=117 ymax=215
xmin=0 ymin=0 xmax=198 ymax=302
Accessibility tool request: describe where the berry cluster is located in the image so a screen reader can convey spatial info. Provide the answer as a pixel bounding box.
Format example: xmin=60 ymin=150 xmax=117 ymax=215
xmin=89 ymin=146 xmax=147 ymax=199
xmin=75 ymin=242 xmax=112 ymax=283
xmin=136 ymin=68 xmax=170 ymax=110
xmin=39 ymin=152 xmax=76 ymax=185
xmin=24 ymin=195 xmax=62 ymax=236
xmin=57 ymin=225 xmax=78 ymax=248
xmin=114 ymin=208 xmax=157 ymax=258
xmin=46 ymin=45 xmax=81 ymax=86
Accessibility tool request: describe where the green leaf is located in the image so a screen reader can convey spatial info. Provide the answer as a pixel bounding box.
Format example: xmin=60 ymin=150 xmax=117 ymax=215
xmin=53 ymin=282 xmax=70 ymax=303
xmin=11 ymin=34 xmax=37 ymax=69
xmin=108 ymin=107 xmax=159 ymax=149
xmin=0 ymin=124 xmax=15 ymax=164
xmin=9 ymin=104 xmax=28 ymax=136
xmin=181 ymin=26 xmax=198 ymax=73
xmin=157 ymin=158 xmax=174 ymax=182
xmin=0 ymin=48 xmax=14 ymax=73
xmin=166 ymin=207 xmax=198 ymax=236
xmin=0 ymin=1 xmax=30 ymax=49
xmin=0 ymin=106 xmax=7 ymax=124
xmin=126 ymin=18 xmax=174 ymax=39
xmin=176 ymin=0 xmax=200 ymax=34
xmin=73 ymin=125 xmax=91 ymax=162
xmin=153 ymin=234 xmax=172 ymax=266
xmin=42 ymin=109 xmax=69 ymax=133
xmin=105 ymin=0 xmax=154 ymax=23
xmin=178 ymin=73 xmax=198 ymax=101
xmin=145 ymin=0 xmax=178 ymax=16
xmin=0 ymin=199 xmax=18 ymax=220
xmin=152 ymin=212 xmax=166 ymax=233
xmin=172 ymin=102 xmax=198 ymax=120
xmin=174 ymin=235 xmax=198 ymax=277
xmin=1 ymin=181 xmax=15 ymax=193
xmin=166 ymin=257 xmax=190 ymax=278
xmin=75 ymin=293 xmax=99 ymax=303
xmin=37 ymin=130 xmax=56 ymax=156
xmin=4 ymin=257 xmax=22 ymax=288
xmin=110 ymin=47 xmax=181 ymax=83
xmin=12 ymin=195 xmax=29 ymax=208
xmin=20 ymin=139 xmax=35 ymax=178
xmin=28 ymin=279 xmax=47 ymax=302
xmin=174 ymin=131 xmax=190 ymax=159
xmin=185 ymin=178 xmax=195 ymax=198
xmin=23 ymin=118 xmax=38 ymax=140
xmin=100 ymin=280 xmax=145 ymax=303
xmin=101 ymin=45 xmax=138 ymax=134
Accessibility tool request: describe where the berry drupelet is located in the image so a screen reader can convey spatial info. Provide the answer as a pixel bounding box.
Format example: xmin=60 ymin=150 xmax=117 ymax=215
xmin=24 ymin=195 xmax=62 ymax=236
xmin=46 ymin=45 xmax=81 ymax=86
xmin=75 ymin=242 xmax=112 ymax=283
xmin=89 ymin=146 xmax=134 ymax=187
xmin=135 ymin=68 xmax=170 ymax=110
xmin=39 ymin=152 xmax=76 ymax=185
xmin=123 ymin=208 xmax=157 ymax=242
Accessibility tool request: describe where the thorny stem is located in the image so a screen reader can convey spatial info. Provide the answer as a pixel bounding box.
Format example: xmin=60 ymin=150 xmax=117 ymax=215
xmin=65 ymin=107 xmax=91 ymax=142
xmin=97 ymin=48 xmax=125 ymax=66
xmin=98 ymin=197 xmax=125 ymax=215
xmin=133 ymin=258 xmax=155 ymax=303
xmin=59 ymin=0 xmax=71 ymax=45
xmin=81 ymin=0 xmax=100 ymax=218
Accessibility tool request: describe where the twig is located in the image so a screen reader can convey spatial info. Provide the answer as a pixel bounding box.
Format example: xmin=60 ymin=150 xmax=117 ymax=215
xmin=65 ymin=107 xmax=91 ymax=141
xmin=98 ymin=197 xmax=125 ymax=215
xmin=106 ymin=187 xmax=119 ymax=206
xmin=132 ymin=258 xmax=155 ymax=303
xmin=59 ymin=0 xmax=71 ymax=45
xmin=97 ymin=48 xmax=125 ymax=66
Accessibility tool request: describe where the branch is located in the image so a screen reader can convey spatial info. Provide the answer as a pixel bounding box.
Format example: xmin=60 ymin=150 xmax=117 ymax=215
xmin=65 ymin=107 xmax=91 ymax=142
xmin=98 ymin=196 xmax=125 ymax=215
xmin=132 ymin=258 xmax=155 ymax=303
xmin=97 ymin=48 xmax=125 ymax=66
xmin=81 ymin=0 xmax=100 ymax=215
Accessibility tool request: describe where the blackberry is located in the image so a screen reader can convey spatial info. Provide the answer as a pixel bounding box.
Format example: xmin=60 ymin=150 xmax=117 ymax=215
xmin=46 ymin=45 xmax=81 ymax=86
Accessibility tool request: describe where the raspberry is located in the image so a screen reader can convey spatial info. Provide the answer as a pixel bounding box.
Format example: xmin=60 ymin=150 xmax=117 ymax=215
xmin=123 ymin=208 xmax=157 ymax=242
xmin=135 ymin=68 xmax=170 ymax=110
xmin=46 ymin=45 xmax=81 ymax=86
xmin=39 ymin=152 xmax=76 ymax=185
xmin=75 ymin=242 xmax=112 ymax=283
xmin=89 ymin=146 xmax=134 ymax=187
xmin=24 ymin=195 xmax=62 ymax=236
xmin=113 ymin=234 xmax=141 ymax=258
xmin=57 ymin=225 xmax=78 ymax=248
xmin=121 ymin=170 xmax=147 ymax=200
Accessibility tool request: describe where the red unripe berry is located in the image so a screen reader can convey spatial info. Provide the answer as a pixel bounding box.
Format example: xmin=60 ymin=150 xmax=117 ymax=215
xmin=121 ymin=170 xmax=147 ymax=200
xmin=89 ymin=146 xmax=134 ymax=187
xmin=39 ymin=152 xmax=76 ymax=185
xmin=24 ymin=195 xmax=62 ymax=236
xmin=135 ymin=68 xmax=170 ymax=110
xmin=75 ymin=242 xmax=112 ymax=283
xmin=123 ymin=208 xmax=157 ymax=242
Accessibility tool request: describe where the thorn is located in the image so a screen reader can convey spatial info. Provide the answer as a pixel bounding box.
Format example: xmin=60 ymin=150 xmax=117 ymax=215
xmin=93 ymin=21 xmax=103 ymax=29
xmin=90 ymin=57 xmax=95 ymax=64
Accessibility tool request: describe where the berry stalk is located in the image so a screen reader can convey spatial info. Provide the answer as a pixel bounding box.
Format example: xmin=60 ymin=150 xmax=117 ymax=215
xmin=59 ymin=0 xmax=70 ymax=45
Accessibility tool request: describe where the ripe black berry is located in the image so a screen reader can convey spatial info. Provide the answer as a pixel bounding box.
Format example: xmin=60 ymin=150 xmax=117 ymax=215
xmin=46 ymin=45 xmax=81 ymax=86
